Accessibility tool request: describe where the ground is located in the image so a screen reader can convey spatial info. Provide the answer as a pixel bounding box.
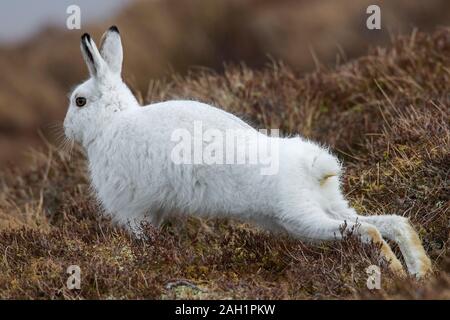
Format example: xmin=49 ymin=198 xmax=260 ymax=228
xmin=0 ymin=29 xmax=448 ymax=299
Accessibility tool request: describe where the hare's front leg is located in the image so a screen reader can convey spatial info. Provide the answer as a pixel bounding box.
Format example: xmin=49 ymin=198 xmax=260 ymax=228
xmin=109 ymin=204 xmax=165 ymax=237
xmin=278 ymin=199 xmax=406 ymax=276
xmin=329 ymin=199 xmax=432 ymax=278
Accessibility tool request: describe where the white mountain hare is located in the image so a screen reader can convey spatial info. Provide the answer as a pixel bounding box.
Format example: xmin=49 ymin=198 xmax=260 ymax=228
xmin=64 ymin=26 xmax=432 ymax=278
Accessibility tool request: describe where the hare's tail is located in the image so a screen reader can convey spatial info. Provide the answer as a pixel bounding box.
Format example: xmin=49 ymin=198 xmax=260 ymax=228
xmin=306 ymin=149 xmax=342 ymax=186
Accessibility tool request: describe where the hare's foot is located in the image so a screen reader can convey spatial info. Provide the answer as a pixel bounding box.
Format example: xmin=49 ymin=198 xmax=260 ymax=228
xmin=357 ymin=215 xmax=432 ymax=278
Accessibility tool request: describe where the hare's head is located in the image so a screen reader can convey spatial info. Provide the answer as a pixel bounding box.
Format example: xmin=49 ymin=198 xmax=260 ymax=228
xmin=64 ymin=26 xmax=138 ymax=146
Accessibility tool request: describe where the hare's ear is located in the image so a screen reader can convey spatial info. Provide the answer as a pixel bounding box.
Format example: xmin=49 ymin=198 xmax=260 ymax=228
xmin=99 ymin=26 xmax=123 ymax=76
xmin=80 ymin=33 xmax=106 ymax=78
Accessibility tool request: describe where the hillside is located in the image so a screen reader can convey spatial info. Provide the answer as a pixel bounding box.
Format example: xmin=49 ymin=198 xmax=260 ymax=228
xmin=0 ymin=28 xmax=448 ymax=299
xmin=1 ymin=0 xmax=450 ymax=166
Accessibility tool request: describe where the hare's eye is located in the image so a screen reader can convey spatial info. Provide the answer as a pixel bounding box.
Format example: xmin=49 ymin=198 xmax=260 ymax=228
xmin=75 ymin=97 xmax=87 ymax=107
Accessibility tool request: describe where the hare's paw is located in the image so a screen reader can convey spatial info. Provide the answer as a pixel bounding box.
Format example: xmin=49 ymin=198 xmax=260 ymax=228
xmin=408 ymin=247 xmax=433 ymax=279
xmin=404 ymin=224 xmax=433 ymax=279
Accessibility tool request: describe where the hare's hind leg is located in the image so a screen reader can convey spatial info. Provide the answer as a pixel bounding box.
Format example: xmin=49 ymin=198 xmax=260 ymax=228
xmin=358 ymin=215 xmax=432 ymax=278
xmin=329 ymin=199 xmax=432 ymax=278
xmin=279 ymin=201 xmax=405 ymax=276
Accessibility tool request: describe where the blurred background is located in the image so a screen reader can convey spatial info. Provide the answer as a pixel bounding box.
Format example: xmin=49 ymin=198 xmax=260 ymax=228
xmin=0 ymin=0 xmax=449 ymax=167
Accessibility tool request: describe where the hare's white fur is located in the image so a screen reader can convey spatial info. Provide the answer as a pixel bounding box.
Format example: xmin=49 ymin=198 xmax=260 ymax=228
xmin=64 ymin=27 xmax=432 ymax=278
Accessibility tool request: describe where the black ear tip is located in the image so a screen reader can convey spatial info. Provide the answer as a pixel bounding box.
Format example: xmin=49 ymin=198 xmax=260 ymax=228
xmin=109 ymin=25 xmax=119 ymax=34
xmin=81 ymin=33 xmax=91 ymax=41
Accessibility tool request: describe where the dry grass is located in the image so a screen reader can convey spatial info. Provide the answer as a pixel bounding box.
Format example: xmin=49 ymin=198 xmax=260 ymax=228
xmin=0 ymin=29 xmax=448 ymax=299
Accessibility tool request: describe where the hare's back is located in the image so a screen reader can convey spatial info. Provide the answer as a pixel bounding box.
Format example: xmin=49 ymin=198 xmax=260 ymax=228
xmin=138 ymin=100 xmax=254 ymax=131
